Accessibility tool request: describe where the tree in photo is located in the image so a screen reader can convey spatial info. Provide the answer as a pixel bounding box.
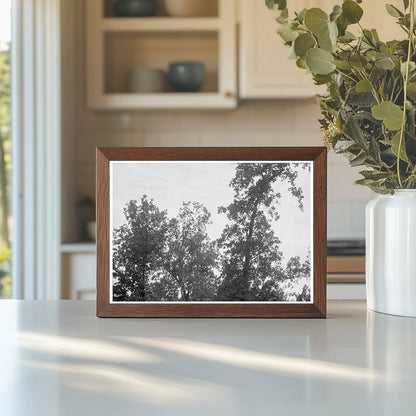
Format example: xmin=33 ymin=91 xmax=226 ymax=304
xmin=152 ymin=202 xmax=219 ymax=301
xmin=112 ymin=196 xmax=169 ymax=301
xmin=217 ymin=163 xmax=308 ymax=301
xmin=282 ymin=255 xmax=312 ymax=302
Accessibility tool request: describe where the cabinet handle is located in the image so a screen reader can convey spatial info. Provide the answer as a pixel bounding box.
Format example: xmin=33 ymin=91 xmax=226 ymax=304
xmin=225 ymin=91 xmax=234 ymax=99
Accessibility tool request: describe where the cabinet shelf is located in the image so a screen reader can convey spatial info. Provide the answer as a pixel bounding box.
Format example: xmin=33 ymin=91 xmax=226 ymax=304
xmin=86 ymin=0 xmax=236 ymax=110
xmin=89 ymin=92 xmax=235 ymax=110
xmin=101 ymin=17 xmax=221 ymax=32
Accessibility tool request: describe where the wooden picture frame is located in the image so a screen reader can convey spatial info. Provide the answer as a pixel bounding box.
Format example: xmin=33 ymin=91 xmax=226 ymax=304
xmin=96 ymin=147 xmax=327 ymax=318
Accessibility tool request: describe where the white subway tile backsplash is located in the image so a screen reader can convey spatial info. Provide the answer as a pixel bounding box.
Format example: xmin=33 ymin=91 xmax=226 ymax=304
xmin=142 ymin=130 xmax=200 ymax=146
xmin=253 ymin=130 xmax=322 ymax=146
xmin=178 ymin=111 xmax=227 ymax=130
xmin=76 ymin=164 xmax=96 ymax=199
xmin=75 ymin=110 xmax=134 ymax=131
xmin=328 ymin=199 xmax=368 ymax=240
xmin=132 ymin=112 xmax=180 ymax=130
xmin=200 ymin=129 xmax=257 ymax=146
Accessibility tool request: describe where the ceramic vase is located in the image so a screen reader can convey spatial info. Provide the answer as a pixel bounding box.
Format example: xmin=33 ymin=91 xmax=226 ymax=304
xmin=366 ymin=190 xmax=416 ymax=317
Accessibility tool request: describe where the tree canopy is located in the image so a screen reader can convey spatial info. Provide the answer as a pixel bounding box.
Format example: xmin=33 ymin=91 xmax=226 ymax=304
xmin=112 ymin=163 xmax=311 ymax=302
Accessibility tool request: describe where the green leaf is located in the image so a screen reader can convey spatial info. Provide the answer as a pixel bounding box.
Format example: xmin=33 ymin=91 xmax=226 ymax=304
xmin=407 ymin=82 xmax=416 ymax=99
xmin=296 ymin=57 xmax=308 ymax=69
xmin=339 ymin=31 xmax=356 ymax=43
xmin=294 ymin=33 xmax=316 ymax=58
xmin=360 ymin=170 xmax=392 ymax=181
xmin=318 ymin=27 xmax=334 ymax=52
xmin=401 ymin=61 xmax=416 ymax=76
xmin=334 ymin=140 xmax=355 ymax=151
xmin=403 ymin=0 xmax=410 ymax=10
xmin=371 ymin=29 xmax=380 ymax=42
xmin=306 ymin=48 xmax=335 ymax=75
xmin=372 ymin=101 xmax=404 ymax=130
xmin=266 ymin=0 xmax=287 ymax=11
xmin=344 ymin=115 xmax=367 ymax=147
xmin=382 ymin=132 xmax=409 ymax=162
xmin=333 ymin=60 xmax=353 ymax=70
xmin=328 ymin=21 xmax=338 ymax=44
xmin=385 ymin=4 xmax=404 ymax=18
xmin=356 ymin=79 xmax=372 ymax=92
xmin=355 ymin=178 xmax=377 ymax=186
xmin=363 ymin=29 xmax=376 ymax=45
xmin=369 ymin=136 xmax=382 ymax=163
xmin=330 ymin=5 xmax=342 ymax=22
xmin=342 ymin=0 xmax=364 ymax=24
xmin=336 ymin=15 xmax=348 ymax=36
xmin=375 ymin=55 xmax=395 ymax=70
xmin=350 ymin=152 xmax=367 ymax=167
xmin=296 ymin=8 xmax=307 ymax=23
xmin=348 ymin=92 xmax=377 ymax=107
xmin=350 ymin=54 xmax=368 ymax=70
xmin=313 ymin=74 xmax=332 ymax=85
xmin=277 ymin=23 xmax=298 ymax=43
xmin=304 ymin=8 xmax=329 ymax=35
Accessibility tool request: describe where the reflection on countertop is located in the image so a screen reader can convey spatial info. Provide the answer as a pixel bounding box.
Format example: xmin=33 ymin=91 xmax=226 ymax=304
xmin=0 ymin=300 xmax=415 ymax=415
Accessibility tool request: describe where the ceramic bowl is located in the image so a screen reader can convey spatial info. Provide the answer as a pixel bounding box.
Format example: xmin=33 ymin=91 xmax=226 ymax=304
xmin=128 ymin=68 xmax=167 ymax=93
xmin=114 ymin=0 xmax=158 ymax=17
xmin=168 ymin=62 xmax=205 ymax=92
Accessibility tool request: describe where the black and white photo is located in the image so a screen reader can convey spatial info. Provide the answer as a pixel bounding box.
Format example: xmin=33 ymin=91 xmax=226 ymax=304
xmin=110 ymin=161 xmax=313 ymax=303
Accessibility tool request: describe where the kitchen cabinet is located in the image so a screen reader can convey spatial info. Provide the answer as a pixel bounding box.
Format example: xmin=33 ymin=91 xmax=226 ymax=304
xmin=238 ymin=0 xmax=326 ymax=99
xmin=86 ymin=0 xmax=237 ymax=109
xmin=61 ymin=245 xmax=96 ymax=300
xmin=238 ymin=0 xmax=404 ymax=99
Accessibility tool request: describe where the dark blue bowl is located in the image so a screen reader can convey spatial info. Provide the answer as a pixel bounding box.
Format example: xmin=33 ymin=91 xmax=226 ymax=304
xmin=114 ymin=0 xmax=157 ymax=17
xmin=168 ymin=62 xmax=205 ymax=93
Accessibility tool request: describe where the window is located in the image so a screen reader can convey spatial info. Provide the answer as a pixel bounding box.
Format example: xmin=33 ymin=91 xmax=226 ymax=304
xmin=0 ymin=0 xmax=11 ymax=298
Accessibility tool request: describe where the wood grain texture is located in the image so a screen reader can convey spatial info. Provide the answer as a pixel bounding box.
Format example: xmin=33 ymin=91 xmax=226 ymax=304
xmin=96 ymin=147 xmax=327 ymax=318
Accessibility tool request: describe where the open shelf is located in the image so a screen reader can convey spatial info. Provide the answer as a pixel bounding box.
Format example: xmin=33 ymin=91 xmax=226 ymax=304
xmin=103 ymin=0 xmax=219 ymax=18
xmin=61 ymin=242 xmax=96 ymax=254
xmin=91 ymin=92 xmax=234 ymax=109
xmin=102 ymin=17 xmax=221 ymax=32
xmin=104 ymin=31 xmax=218 ymax=94
xmin=87 ymin=0 xmax=236 ymax=109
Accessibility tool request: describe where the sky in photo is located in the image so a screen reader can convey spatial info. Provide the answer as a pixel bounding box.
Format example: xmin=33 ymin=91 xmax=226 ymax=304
xmin=111 ymin=161 xmax=312 ymax=265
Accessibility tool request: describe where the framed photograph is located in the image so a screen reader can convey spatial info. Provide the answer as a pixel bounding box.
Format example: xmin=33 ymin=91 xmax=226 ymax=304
xmin=96 ymin=147 xmax=327 ymax=318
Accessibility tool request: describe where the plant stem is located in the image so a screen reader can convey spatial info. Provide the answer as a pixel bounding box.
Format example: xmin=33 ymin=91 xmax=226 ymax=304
xmin=334 ymin=68 xmax=358 ymax=84
xmin=397 ymin=0 xmax=415 ymax=188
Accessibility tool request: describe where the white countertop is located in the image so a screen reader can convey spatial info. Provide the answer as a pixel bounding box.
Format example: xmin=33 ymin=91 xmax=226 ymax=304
xmin=0 ymin=300 xmax=415 ymax=415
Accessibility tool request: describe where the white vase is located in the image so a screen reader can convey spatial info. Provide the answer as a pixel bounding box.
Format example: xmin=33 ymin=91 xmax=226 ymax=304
xmin=366 ymin=190 xmax=416 ymax=317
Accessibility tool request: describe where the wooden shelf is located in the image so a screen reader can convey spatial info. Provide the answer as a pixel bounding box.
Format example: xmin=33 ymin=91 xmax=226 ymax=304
xmin=101 ymin=17 xmax=221 ymax=32
xmin=89 ymin=92 xmax=235 ymax=110
xmin=327 ymin=256 xmax=365 ymax=274
xmin=61 ymin=243 xmax=96 ymax=254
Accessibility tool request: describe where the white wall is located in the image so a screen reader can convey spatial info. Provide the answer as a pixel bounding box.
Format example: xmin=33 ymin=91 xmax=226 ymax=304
xmin=63 ymin=0 xmax=374 ymax=243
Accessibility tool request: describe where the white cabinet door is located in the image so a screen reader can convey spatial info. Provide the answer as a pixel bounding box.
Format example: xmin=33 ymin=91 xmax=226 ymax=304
xmin=239 ymin=0 xmax=326 ymax=99
xmin=238 ymin=0 xmax=404 ymax=99
xmin=62 ymin=253 xmax=96 ymax=300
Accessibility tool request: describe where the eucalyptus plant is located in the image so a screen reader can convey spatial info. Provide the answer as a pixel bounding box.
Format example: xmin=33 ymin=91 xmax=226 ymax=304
xmin=266 ymin=0 xmax=416 ymax=193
